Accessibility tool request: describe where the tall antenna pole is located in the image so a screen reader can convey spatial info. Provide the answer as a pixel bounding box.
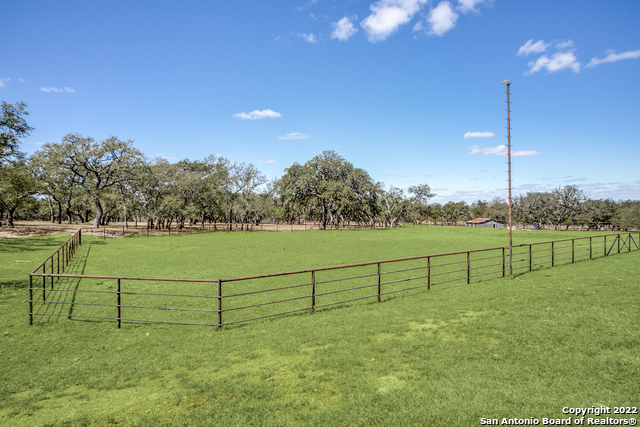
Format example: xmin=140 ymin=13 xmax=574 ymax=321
xmin=501 ymin=80 xmax=513 ymax=279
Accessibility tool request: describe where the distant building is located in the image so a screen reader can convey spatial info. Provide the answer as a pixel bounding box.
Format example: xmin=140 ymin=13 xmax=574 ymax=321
xmin=465 ymin=218 xmax=504 ymax=229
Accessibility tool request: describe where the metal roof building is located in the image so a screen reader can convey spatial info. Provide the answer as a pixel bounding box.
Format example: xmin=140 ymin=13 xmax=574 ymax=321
xmin=465 ymin=218 xmax=504 ymax=228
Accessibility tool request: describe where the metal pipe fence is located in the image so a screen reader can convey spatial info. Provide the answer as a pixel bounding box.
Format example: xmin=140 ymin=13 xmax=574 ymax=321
xmin=29 ymin=232 xmax=639 ymax=329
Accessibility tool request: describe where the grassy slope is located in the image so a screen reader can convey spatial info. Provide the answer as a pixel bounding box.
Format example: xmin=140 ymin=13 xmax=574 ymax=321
xmin=1 ymin=227 xmax=638 ymax=426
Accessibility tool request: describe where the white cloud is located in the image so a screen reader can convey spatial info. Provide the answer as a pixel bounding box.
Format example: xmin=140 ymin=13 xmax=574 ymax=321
xmin=517 ymin=39 xmax=549 ymax=56
xmin=19 ymin=78 xmax=25 ymax=83
xmin=457 ymin=0 xmax=490 ymax=14
xmin=525 ymin=51 xmax=580 ymax=75
xmin=279 ymin=132 xmax=308 ymax=140
xmin=0 ymin=77 xmax=10 ymax=88
xmin=586 ymin=49 xmax=640 ymax=68
xmin=233 ymin=109 xmax=282 ymax=120
xmin=297 ymin=32 xmax=318 ymax=43
xmin=555 ymin=40 xmax=574 ymax=50
xmin=426 ymin=1 xmax=458 ymax=36
xmin=361 ymin=0 xmax=428 ymax=42
xmin=467 ymin=145 xmax=542 ymax=157
xmin=296 ymin=0 xmax=318 ymax=11
xmin=332 ymin=16 xmax=358 ymax=41
xmin=40 ymin=86 xmax=76 ymax=93
xmin=258 ymin=159 xmax=277 ymax=164
xmin=464 ymin=131 xmax=496 ymax=139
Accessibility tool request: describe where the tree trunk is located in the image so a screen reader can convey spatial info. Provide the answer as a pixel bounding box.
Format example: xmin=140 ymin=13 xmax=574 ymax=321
xmin=123 ymin=202 xmax=128 ymax=230
xmin=93 ymin=199 xmax=103 ymax=229
xmin=48 ymin=197 xmax=54 ymax=223
xmin=4 ymin=205 xmax=17 ymax=227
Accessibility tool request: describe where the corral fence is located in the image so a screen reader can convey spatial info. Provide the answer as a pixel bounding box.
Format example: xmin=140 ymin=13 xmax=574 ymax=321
xmin=29 ymin=231 xmax=639 ymax=329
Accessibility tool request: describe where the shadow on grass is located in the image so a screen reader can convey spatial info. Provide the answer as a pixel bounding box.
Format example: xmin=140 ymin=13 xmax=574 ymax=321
xmin=0 ymin=234 xmax=70 ymax=253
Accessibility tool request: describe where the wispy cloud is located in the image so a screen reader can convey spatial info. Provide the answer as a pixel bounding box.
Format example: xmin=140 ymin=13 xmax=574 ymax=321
xmin=297 ymin=32 xmax=318 ymax=43
xmin=555 ymin=40 xmax=574 ymax=50
xmin=233 ymin=109 xmax=282 ymax=120
xmin=40 ymin=86 xmax=76 ymax=93
xmin=0 ymin=77 xmax=10 ymax=88
xmin=296 ymin=0 xmax=318 ymax=12
xmin=467 ymin=145 xmax=542 ymax=157
xmin=279 ymin=132 xmax=308 ymax=140
xmin=258 ymin=159 xmax=277 ymax=164
xmin=464 ymin=131 xmax=495 ymax=139
xmin=526 ymin=51 xmax=580 ymax=75
xmin=517 ymin=39 xmax=549 ymax=56
xmin=332 ymin=16 xmax=358 ymax=41
xmin=382 ymin=173 xmax=398 ymax=177
xmin=361 ymin=0 xmax=428 ymax=42
xmin=586 ymin=49 xmax=640 ymax=68
xmin=522 ymin=39 xmax=580 ymax=75
xmin=426 ymin=1 xmax=458 ymax=37
xmin=457 ymin=0 xmax=491 ymax=14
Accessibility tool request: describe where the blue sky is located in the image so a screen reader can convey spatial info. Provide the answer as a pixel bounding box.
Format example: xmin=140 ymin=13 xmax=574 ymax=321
xmin=2 ymin=0 xmax=639 ymax=203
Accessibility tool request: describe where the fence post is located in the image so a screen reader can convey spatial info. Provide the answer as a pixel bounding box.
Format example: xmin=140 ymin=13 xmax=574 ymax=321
xmin=311 ymin=271 xmax=316 ymax=311
xmin=29 ymin=275 xmax=33 ymax=326
xmin=529 ymin=245 xmax=532 ymax=271
xmin=502 ymin=248 xmax=505 ymax=277
xmin=42 ymin=264 xmax=46 ymax=302
xmin=618 ymin=234 xmax=620 ymax=253
xmin=117 ymin=278 xmax=121 ymax=329
xmin=551 ymin=242 xmax=554 ymax=267
xmin=217 ymin=280 xmax=222 ymax=328
xmin=604 ymin=236 xmax=607 ymax=256
xmin=57 ymin=250 xmax=60 ymax=275
xmin=629 ymin=233 xmax=632 ymax=252
xmin=467 ymin=252 xmax=470 ymax=284
xmin=589 ymin=237 xmax=592 ymax=259
xmin=428 ymin=256 xmax=431 ymax=290
xmin=377 ymin=263 xmax=381 ymax=302
xmin=571 ymin=239 xmax=575 ymax=263
xmin=50 ymin=257 xmax=54 ymax=289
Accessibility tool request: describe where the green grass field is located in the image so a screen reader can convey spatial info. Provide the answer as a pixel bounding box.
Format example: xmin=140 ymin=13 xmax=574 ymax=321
xmin=1 ymin=226 xmax=638 ymax=426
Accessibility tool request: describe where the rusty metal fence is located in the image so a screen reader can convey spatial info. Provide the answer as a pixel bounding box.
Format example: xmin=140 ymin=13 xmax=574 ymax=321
xmin=29 ymin=232 xmax=639 ymax=329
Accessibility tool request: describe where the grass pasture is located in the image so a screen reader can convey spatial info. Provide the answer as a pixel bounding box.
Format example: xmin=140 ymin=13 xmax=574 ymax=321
xmin=1 ymin=226 xmax=639 ymax=426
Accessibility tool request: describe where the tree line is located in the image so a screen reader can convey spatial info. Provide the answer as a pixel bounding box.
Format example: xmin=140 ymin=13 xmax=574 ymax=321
xmin=1 ymin=101 xmax=639 ymax=230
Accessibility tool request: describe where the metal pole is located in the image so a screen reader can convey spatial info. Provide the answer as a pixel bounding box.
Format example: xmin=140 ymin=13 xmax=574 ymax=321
xmin=377 ymin=263 xmax=381 ymax=302
xmin=29 ymin=275 xmax=33 ymax=326
xmin=217 ymin=280 xmax=222 ymax=328
xmin=502 ymin=80 xmax=514 ymax=279
xmin=427 ymin=256 xmax=431 ymax=290
xmin=117 ymin=278 xmax=121 ymax=329
xmin=225 ymin=168 xmax=229 ymax=234
xmin=311 ymin=271 xmax=316 ymax=311
xmin=529 ymin=245 xmax=532 ymax=271
xmin=467 ymin=252 xmax=471 ymax=284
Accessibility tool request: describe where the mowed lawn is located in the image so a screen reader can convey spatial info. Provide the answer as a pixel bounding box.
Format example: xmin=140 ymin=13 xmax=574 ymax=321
xmin=1 ymin=226 xmax=638 ymax=426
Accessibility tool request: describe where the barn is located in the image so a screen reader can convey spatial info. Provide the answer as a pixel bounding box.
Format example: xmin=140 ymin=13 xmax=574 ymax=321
xmin=465 ymin=218 xmax=504 ymax=228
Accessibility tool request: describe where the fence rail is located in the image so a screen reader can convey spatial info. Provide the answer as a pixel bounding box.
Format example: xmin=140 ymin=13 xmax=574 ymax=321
xmin=29 ymin=232 xmax=640 ymax=329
